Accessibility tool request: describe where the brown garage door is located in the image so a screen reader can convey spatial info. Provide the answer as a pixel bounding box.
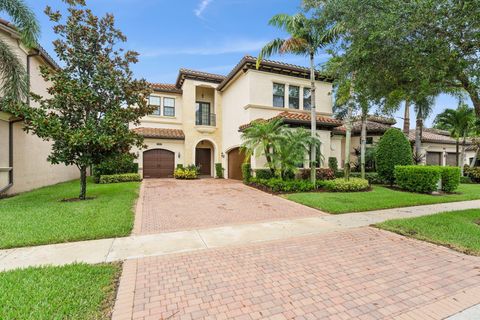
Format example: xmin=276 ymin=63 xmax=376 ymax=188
xmin=446 ymin=153 xmax=458 ymax=166
xmin=426 ymin=152 xmax=442 ymax=166
xmin=143 ymin=149 xmax=174 ymax=178
xmin=228 ymin=147 xmax=247 ymax=180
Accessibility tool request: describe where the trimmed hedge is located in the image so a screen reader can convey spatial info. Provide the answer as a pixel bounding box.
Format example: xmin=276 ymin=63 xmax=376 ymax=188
xmin=440 ymin=166 xmax=461 ymax=193
xmin=99 ymin=173 xmax=141 ymax=184
xmin=241 ymin=163 xmax=252 ymax=183
xmin=376 ymin=129 xmax=413 ymax=184
xmin=335 ymin=171 xmax=386 ymax=184
xmin=249 ymin=178 xmax=315 ymax=193
xmin=93 ymin=153 xmax=138 ymax=183
xmin=298 ymin=168 xmax=335 ymax=181
xmin=215 ymin=163 xmax=224 ymax=178
xmin=320 ymin=178 xmax=369 ymax=192
xmin=254 ymin=169 xmax=274 ymax=179
xmin=395 ymin=166 xmax=441 ymax=193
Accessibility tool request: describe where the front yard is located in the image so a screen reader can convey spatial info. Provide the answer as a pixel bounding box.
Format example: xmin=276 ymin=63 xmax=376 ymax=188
xmin=0 ymin=263 xmax=120 ymax=319
xmin=285 ymin=184 xmax=480 ymax=214
xmin=377 ymin=209 xmax=480 ymax=255
xmin=0 ymin=178 xmax=139 ymax=249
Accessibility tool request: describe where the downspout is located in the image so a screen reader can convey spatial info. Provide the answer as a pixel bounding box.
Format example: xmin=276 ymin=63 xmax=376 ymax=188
xmin=1 ymin=51 xmax=39 ymax=194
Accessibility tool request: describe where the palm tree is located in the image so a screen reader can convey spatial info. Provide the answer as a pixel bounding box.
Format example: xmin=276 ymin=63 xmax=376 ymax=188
xmin=434 ymin=103 xmax=475 ymax=171
xmin=0 ymin=0 xmax=39 ymax=105
xmin=241 ymin=118 xmax=285 ymax=176
xmin=274 ymin=127 xmax=321 ymax=180
xmin=256 ymin=13 xmax=339 ymax=184
xmin=413 ymin=96 xmax=435 ymax=160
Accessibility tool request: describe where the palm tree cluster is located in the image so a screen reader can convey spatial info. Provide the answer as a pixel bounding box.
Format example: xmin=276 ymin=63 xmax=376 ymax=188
xmin=241 ymin=119 xmax=321 ymax=180
xmin=0 ymin=0 xmax=39 ymax=106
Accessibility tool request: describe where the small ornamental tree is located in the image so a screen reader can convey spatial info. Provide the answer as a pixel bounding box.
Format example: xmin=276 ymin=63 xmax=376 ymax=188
xmin=15 ymin=0 xmax=154 ymax=200
xmin=376 ymin=128 xmax=413 ymax=185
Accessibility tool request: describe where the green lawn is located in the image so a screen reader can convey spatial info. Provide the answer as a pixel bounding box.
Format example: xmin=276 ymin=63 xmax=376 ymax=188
xmin=377 ymin=209 xmax=480 ymax=255
xmin=0 ymin=178 xmax=139 ymax=249
xmin=0 ymin=263 xmax=120 ymax=320
xmin=285 ymin=184 xmax=480 ymax=214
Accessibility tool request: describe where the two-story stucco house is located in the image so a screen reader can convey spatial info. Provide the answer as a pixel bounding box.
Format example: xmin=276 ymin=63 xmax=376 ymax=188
xmin=0 ymin=19 xmax=79 ymax=195
xmin=131 ymin=55 xmax=342 ymax=179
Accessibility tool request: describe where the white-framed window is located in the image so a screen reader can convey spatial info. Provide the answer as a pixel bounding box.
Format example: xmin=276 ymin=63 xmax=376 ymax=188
xmin=289 ymin=85 xmax=300 ymax=109
xmin=273 ymin=83 xmax=285 ymax=108
xmin=149 ymin=96 xmax=161 ymax=115
xmin=303 ymin=88 xmax=311 ymax=110
xmin=163 ymin=97 xmax=175 ymax=117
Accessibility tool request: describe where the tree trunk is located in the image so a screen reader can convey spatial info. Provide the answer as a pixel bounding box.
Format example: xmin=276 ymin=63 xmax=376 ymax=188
xmin=344 ymin=77 xmax=355 ymax=180
xmin=360 ymin=113 xmax=367 ymax=179
xmin=309 ymin=51 xmax=317 ymax=185
xmin=471 ymin=147 xmax=479 ymax=168
xmin=460 ymin=135 xmax=466 ymax=175
xmin=415 ymin=117 xmax=422 ymax=161
xmin=403 ymin=99 xmax=410 ymax=134
xmin=79 ymin=166 xmax=87 ymax=200
xmin=459 ymin=74 xmax=480 ymax=118
xmin=455 ymin=139 xmax=460 ymax=167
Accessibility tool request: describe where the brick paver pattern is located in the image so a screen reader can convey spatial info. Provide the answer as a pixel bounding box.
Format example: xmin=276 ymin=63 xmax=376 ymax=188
xmin=113 ymin=228 xmax=480 ymax=320
xmin=139 ymin=179 xmax=324 ymax=234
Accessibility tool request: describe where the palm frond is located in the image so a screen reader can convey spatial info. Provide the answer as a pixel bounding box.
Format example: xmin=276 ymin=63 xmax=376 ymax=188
xmin=256 ymin=38 xmax=286 ymax=69
xmin=0 ymin=0 xmax=40 ymax=48
xmin=0 ymin=38 xmax=29 ymax=105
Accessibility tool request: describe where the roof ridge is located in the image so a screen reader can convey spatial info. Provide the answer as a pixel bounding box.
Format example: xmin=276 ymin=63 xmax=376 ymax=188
xmin=178 ymin=68 xmax=226 ymax=78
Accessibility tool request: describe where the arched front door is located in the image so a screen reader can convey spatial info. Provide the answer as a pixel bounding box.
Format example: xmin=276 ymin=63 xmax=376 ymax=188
xmin=228 ymin=147 xmax=247 ymax=180
xmin=143 ymin=149 xmax=174 ymax=178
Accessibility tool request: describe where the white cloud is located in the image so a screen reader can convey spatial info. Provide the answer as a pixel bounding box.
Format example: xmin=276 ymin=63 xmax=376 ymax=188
xmin=194 ymin=0 xmax=213 ymax=18
xmin=140 ymin=39 xmax=268 ymax=57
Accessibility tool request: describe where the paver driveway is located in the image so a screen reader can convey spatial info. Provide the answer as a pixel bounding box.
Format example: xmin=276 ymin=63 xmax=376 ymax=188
xmin=113 ymin=228 xmax=480 ymax=320
xmin=136 ymin=179 xmax=324 ymax=234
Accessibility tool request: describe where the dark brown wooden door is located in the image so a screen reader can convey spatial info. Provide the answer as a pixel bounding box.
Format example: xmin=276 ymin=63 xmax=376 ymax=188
xmin=195 ymin=148 xmax=211 ymax=175
xmin=447 ymin=153 xmax=458 ymax=166
xmin=143 ymin=149 xmax=174 ymax=178
xmin=426 ymin=152 xmax=442 ymax=166
xmin=228 ymin=147 xmax=246 ymax=180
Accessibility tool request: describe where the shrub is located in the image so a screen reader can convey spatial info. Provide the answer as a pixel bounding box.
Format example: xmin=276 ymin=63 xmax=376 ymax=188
xmin=440 ymin=166 xmax=461 ymax=193
xmin=93 ymin=153 xmax=138 ymax=183
xmin=298 ymin=168 xmax=335 ymax=181
xmin=321 ymin=178 xmax=369 ymax=192
xmin=254 ymin=169 xmax=274 ymax=179
xmin=99 ymin=173 xmax=141 ymax=184
xmin=328 ymin=157 xmax=338 ymax=172
xmin=460 ymin=176 xmax=473 ymax=184
xmin=376 ymin=129 xmax=413 ymax=185
xmin=464 ymin=166 xmax=480 ymax=182
xmin=241 ymin=163 xmax=252 ymax=183
xmin=249 ymin=178 xmax=315 ymax=193
xmin=334 ymin=171 xmax=386 ymax=184
xmin=215 ymin=163 xmax=224 ymax=178
xmin=174 ymin=165 xmax=199 ymax=180
xmin=395 ymin=166 xmax=441 ymax=193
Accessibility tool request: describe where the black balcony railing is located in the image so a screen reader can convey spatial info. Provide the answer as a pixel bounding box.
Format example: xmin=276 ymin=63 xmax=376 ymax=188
xmin=196 ymin=112 xmax=216 ymax=126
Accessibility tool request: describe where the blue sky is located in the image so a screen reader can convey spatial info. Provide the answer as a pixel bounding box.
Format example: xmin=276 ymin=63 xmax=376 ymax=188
xmin=9 ymin=0 xmax=467 ymax=128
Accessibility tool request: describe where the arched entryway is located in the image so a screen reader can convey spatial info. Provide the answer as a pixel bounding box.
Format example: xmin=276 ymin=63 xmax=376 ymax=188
xmin=227 ymin=147 xmax=248 ymax=180
xmin=143 ymin=149 xmax=175 ymax=178
xmin=195 ymin=140 xmax=214 ymax=176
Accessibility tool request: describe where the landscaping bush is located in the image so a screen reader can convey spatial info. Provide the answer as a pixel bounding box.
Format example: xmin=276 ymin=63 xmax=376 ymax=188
xmin=464 ymin=166 xmax=480 ymax=183
xmin=395 ymin=166 xmax=441 ymax=193
xmin=249 ymin=178 xmax=315 ymax=193
xmin=93 ymin=153 xmax=138 ymax=183
xmin=376 ymin=129 xmax=413 ymax=185
xmin=241 ymin=163 xmax=252 ymax=183
xmin=215 ymin=163 xmax=224 ymax=178
xmin=298 ymin=168 xmax=335 ymax=181
xmin=99 ymin=173 xmax=141 ymax=184
xmin=328 ymin=157 xmax=338 ymax=172
xmin=255 ymin=169 xmax=274 ymax=179
xmin=174 ymin=165 xmax=199 ymax=179
xmin=440 ymin=166 xmax=461 ymax=193
xmin=321 ymin=178 xmax=369 ymax=192
xmin=460 ymin=176 xmax=473 ymax=184
xmin=334 ymin=172 xmax=386 ymax=184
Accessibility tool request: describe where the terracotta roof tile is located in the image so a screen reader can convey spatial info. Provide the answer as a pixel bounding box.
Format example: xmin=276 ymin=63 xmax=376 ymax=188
xmin=150 ymin=83 xmax=182 ymax=94
xmin=132 ymin=127 xmax=185 ymax=140
xmin=334 ymin=120 xmax=394 ymax=135
xmin=239 ymin=111 xmax=342 ymax=131
xmin=175 ymin=68 xmax=226 ymax=87
xmin=408 ymin=128 xmax=472 ymax=145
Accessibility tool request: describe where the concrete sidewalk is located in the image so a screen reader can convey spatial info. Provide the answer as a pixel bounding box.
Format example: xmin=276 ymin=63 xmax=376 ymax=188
xmin=1 ymin=199 xmax=480 ymax=272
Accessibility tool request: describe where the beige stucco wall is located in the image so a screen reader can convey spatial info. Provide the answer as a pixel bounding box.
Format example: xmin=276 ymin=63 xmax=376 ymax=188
xmin=0 ymin=28 xmax=79 ymax=195
xmin=421 ymin=143 xmax=475 ymax=166
xmin=0 ymin=119 xmax=9 ymax=189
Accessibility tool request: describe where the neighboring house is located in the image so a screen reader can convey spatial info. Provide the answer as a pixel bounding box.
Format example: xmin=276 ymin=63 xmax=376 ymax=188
xmin=131 ymin=55 xmax=339 ymax=179
xmin=0 ymin=19 xmax=79 ymax=195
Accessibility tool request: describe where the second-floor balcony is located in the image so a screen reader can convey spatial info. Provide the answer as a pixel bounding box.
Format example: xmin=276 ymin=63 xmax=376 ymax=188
xmin=195 ymin=112 xmax=216 ymax=127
